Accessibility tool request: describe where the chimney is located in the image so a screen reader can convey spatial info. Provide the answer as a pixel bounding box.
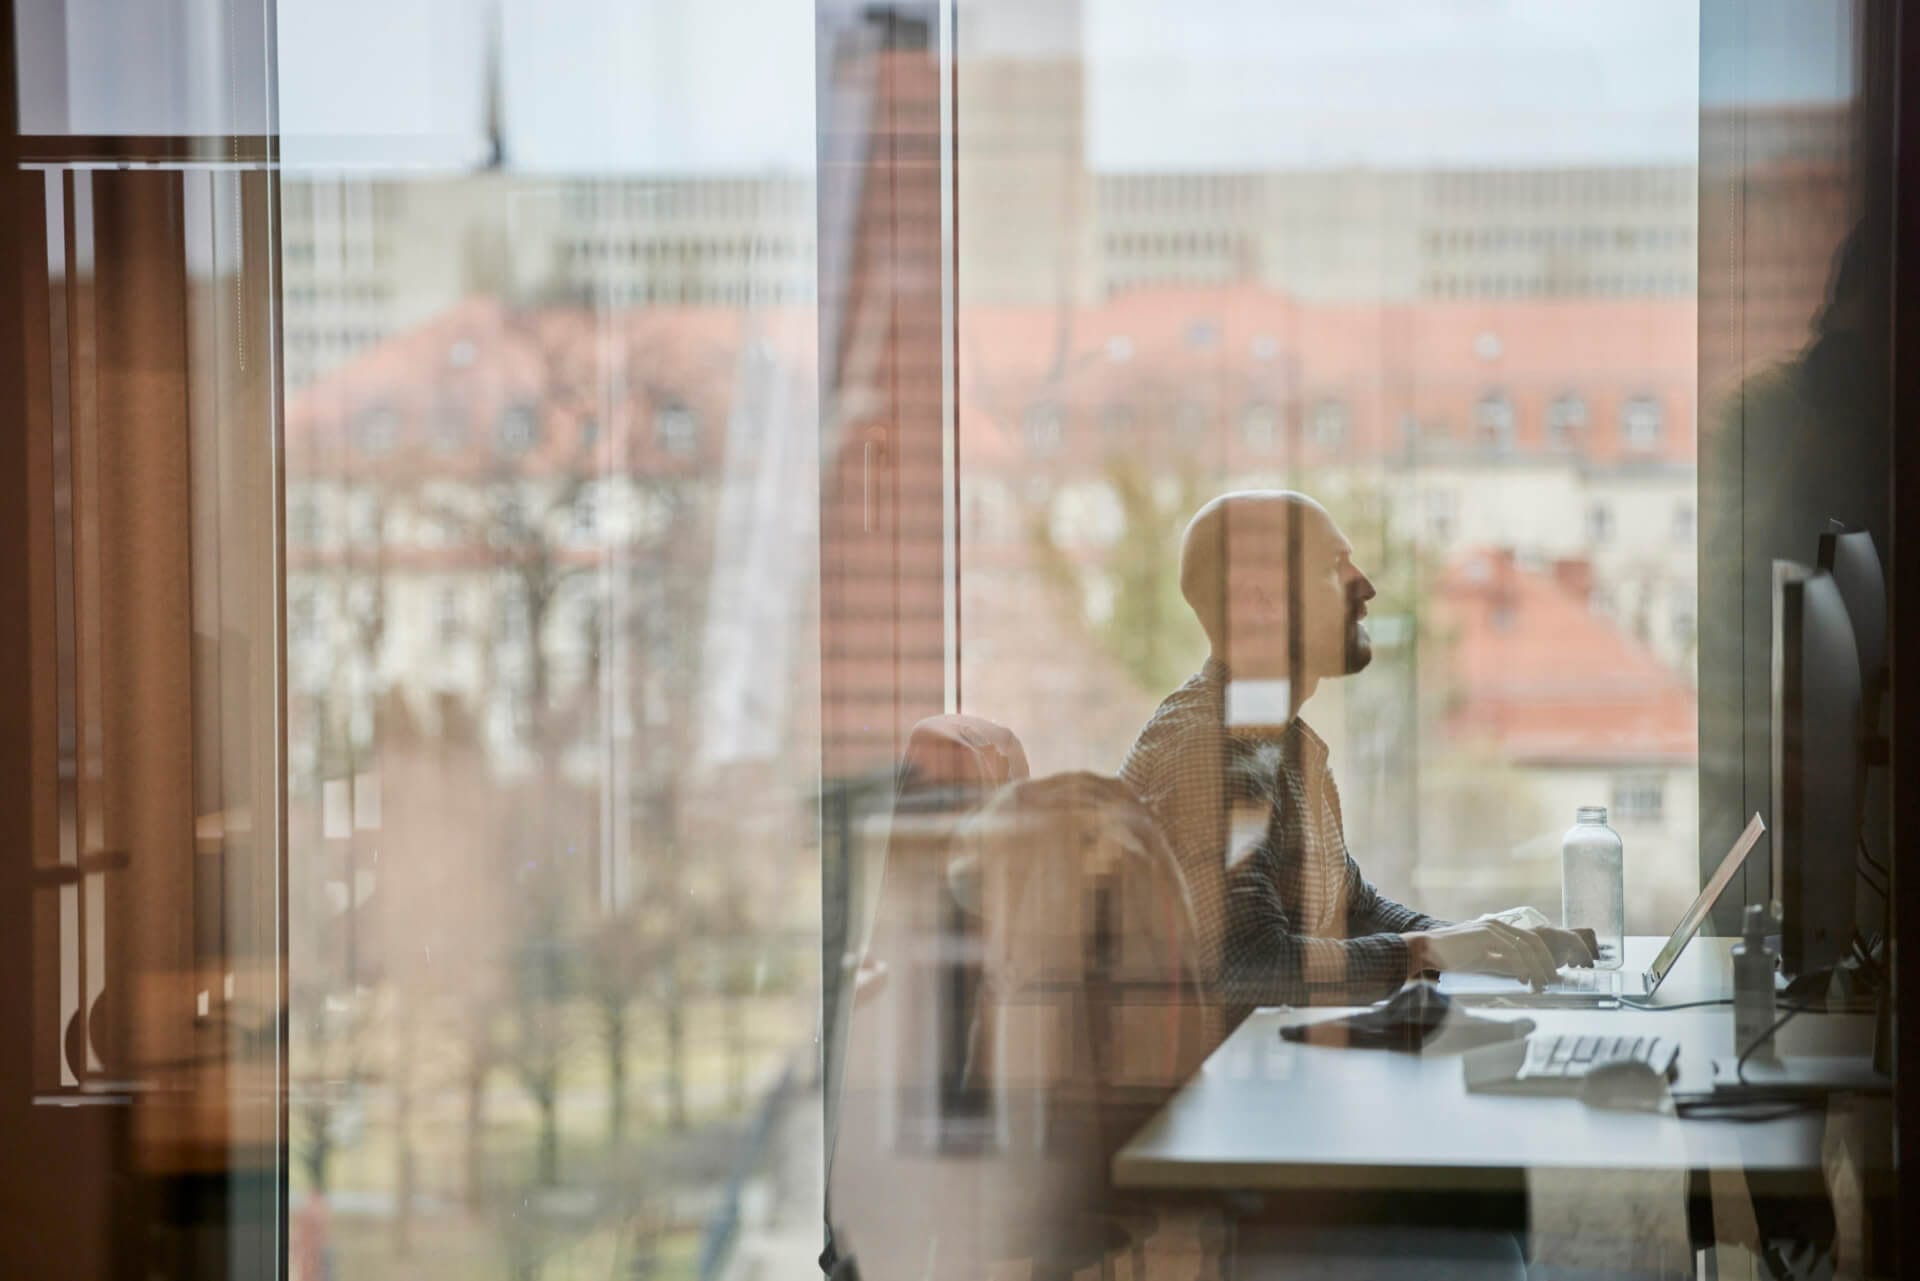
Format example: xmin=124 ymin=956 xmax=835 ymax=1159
xmin=1552 ymin=557 xmax=1593 ymax=604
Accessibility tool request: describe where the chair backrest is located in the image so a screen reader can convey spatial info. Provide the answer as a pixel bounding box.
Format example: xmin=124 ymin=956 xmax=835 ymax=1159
xmin=823 ymin=715 xmax=1029 ymax=1279
xmin=940 ymin=772 xmax=1217 ymax=1279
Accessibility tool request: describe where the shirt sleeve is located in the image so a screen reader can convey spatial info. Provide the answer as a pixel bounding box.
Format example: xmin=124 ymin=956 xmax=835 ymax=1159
xmin=1220 ymin=846 xmax=1415 ymax=1011
xmin=1121 ymin=719 xmax=1233 ymax=995
xmin=1344 ymin=856 xmax=1447 ymax=937
xmin=1323 ymin=772 xmax=1446 ymax=939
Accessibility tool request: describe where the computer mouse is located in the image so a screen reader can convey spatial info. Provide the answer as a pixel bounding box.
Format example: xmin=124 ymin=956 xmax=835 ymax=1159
xmin=1580 ymin=1058 xmax=1671 ymax=1112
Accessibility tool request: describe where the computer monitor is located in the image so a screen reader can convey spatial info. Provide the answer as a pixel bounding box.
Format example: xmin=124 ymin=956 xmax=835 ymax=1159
xmin=1771 ymin=562 xmax=1864 ymax=980
xmin=1817 ymin=524 xmax=1887 ymax=706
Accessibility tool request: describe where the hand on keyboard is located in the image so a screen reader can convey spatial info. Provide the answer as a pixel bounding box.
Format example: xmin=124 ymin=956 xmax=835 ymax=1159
xmin=1407 ymin=920 xmax=1561 ymax=987
xmin=1538 ymin=926 xmax=1597 ymax=969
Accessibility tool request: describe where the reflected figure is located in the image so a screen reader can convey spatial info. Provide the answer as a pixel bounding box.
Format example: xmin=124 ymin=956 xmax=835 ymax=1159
xmin=826 ymin=748 xmax=1216 ymax=1281
xmin=1121 ymin=491 xmax=1591 ymax=1016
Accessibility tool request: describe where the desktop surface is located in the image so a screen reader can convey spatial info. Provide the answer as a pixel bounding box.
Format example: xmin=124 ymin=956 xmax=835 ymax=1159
xmin=1113 ymin=937 xmax=1880 ymax=1196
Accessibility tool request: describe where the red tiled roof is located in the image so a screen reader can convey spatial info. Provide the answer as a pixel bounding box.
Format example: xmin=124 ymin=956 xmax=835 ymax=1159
xmin=284 ymin=297 xmax=818 ymax=476
xmin=958 ymin=285 xmax=1696 ymax=470
xmin=1434 ymin=549 xmax=1696 ymax=765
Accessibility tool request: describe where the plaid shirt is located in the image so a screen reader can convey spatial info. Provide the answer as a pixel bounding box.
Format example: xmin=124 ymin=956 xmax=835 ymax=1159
xmin=1120 ymin=659 xmax=1444 ymax=1012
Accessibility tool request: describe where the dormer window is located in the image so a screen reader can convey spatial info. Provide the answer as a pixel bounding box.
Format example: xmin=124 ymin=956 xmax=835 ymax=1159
xmin=497 ymin=404 xmax=539 ymax=454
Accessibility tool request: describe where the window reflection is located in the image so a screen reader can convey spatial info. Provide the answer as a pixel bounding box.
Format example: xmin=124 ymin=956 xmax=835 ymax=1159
xmin=239 ymin=0 xmax=1889 ymax=1279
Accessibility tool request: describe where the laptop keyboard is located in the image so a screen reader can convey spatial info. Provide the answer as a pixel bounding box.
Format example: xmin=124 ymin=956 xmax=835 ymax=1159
xmin=1554 ymin=967 xmax=1617 ymax=993
xmin=1519 ymin=1033 xmax=1677 ymax=1082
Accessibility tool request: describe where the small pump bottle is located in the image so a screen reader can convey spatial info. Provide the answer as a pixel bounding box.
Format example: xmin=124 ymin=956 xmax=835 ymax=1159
xmin=1731 ymin=902 xmax=1780 ymax=1064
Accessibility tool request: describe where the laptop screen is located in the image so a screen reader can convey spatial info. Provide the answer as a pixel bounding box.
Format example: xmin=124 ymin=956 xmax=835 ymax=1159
xmin=1646 ymin=812 xmax=1768 ymax=982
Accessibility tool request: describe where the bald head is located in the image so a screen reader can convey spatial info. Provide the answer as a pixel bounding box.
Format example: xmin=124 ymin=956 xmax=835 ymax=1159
xmin=1179 ymin=490 xmax=1376 ymax=686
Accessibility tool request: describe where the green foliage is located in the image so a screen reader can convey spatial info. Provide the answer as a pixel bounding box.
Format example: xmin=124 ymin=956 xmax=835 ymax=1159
xmin=1028 ymin=456 xmax=1208 ymax=696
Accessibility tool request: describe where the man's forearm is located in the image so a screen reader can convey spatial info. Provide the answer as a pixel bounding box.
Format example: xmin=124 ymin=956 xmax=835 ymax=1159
xmin=1403 ymin=930 xmax=1439 ymax=978
xmin=1222 ymin=929 xmax=1415 ymax=1009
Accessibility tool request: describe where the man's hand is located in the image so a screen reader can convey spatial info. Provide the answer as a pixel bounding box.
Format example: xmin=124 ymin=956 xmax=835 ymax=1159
xmin=1405 ymin=920 xmax=1562 ymax=987
xmin=1537 ymin=926 xmax=1597 ymax=969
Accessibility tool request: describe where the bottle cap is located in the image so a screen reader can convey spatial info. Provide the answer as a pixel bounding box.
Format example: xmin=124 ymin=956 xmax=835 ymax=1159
xmin=1742 ymin=902 xmax=1770 ymax=937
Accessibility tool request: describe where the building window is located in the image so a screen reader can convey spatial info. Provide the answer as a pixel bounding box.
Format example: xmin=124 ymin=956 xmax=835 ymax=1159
xmin=656 ymin=402 xmax=699 ymax=456
xmin=1184 ymin=319 xmax=1219 ymax=350
xmin=499 ymin=584 xmax=531 ymax=646
xmin=1671 ymin=595 xmax=1697 ymax=654
xmin=1622 ymin=396 xmax=1664 ymax=451
xmin=289 ymin=587 xmax=319 ymax=646
xmin=354 ymin=406 xmax=399 ymax=455
xmin=1308 ymin=399 xmax=1347 ymax=451
xmin=289 ymin=492 xmax=324 ymax=547
xmin=1476 ymin=392 xmax=1515 ymax=451
xmin=348 ymin=492 xmax=384 ymax=546
xmin=431 ymin=405 xmax=469 ymax=453
xmin=1024 ymin=403 xmax=1065 ymax=454
xmin=1587 ymin=503 xmax=1614 ymax=543
xmin=1241 ymin=401 xmax=1280 ymax=452
xmin=435 ymin=586 xmax=464 ymax=645
xmin=1100 ymin=403 xmax=1135 ymax=442
xmin=572 ymin=489 xmax=599 ymax=540
xmin=493 ymin=488 xmax=527 ymax=542
xmin=1672 ymin=502 xmax=1695 ymax=544
xmin=497 ymin=403 xmax=539 ymax=454
xmin=1425 ymin=489 xmax=1457 ymax=544
xmin=1612 ymin=774 xmax=1666 ymax=824
xmin=1546 ymin=393 xmax=1587 ymax=448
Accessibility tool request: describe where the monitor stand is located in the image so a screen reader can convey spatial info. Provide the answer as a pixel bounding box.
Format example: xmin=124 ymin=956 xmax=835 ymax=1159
xmin=1710 ymin=1054 xmax=1890 ymax=1096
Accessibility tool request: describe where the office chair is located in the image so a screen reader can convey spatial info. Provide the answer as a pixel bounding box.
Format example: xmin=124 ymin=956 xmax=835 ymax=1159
xmin=943 ymin=772 xmax=1218 ymax=1281
xmin=822 ymin=714 xmax=1030 ymax=1281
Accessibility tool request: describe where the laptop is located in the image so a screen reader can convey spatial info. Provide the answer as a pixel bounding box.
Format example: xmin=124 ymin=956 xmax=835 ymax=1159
xmin=1442 ymin=812 xmax=1767 ymax=1005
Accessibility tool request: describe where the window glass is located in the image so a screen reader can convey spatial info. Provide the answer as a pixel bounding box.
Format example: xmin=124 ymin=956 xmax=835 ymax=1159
xmin=279 ymin=6 xmax=822 ymax=1278
xmin=1476 ymin=392 xmax=1516 ymax=451
xmin=1546 ymin=392 xmax=1588 ymax=446
xmin=957 ymin=0 xmax=1701 ymax=958
xmin=230 ymin=1 xmax=1895 ymax=1278
xmin=1622 ymin=395 xmax=1665 ymax=450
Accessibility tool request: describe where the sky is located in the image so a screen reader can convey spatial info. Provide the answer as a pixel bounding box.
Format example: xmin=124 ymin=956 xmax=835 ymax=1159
xmin=17 ymin=0 xmax=1855 ymax=171
xmin=248 ymin=0 xmax=1849 ymax=174
xmin=1085 ymin=0 xmax=1702 ymax=170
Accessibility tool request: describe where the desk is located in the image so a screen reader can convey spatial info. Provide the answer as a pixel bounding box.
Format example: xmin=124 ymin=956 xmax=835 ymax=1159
xmin=1113 ymin=938 xmax=1883 ymax=1203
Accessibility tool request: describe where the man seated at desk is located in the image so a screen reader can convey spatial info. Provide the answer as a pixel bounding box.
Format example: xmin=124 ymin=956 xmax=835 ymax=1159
xmin=1121 ymin=490 xmax=1591 ymax=1016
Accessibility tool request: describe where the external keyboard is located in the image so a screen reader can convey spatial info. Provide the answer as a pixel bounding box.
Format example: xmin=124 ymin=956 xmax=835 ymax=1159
xmin=1517 ymin=1032 xmax=1678 ymax=1084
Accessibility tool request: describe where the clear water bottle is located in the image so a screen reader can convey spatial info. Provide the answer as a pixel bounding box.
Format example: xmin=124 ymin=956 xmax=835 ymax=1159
xmin=1562 ymin=806 xmax=1625 ymax=969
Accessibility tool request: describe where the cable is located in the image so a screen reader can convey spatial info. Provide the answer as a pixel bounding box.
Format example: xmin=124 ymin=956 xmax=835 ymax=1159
xmin=1736 ymin=1001 xmax=1818 ymax=1084
xmin=1862 ymin=839 xmax=1892 ymax=950
xmin=1615 ymin=996 xmax=1733 ymax=1012
xmin=1849 ymin=933 xmax=1884 ymax=981
xmin=1857 ymin=850 xmax=1888 ymax=900
xmin=1859 ymin=867 xmax=1888 ymax=900
xmin=1858 ymin=837 xmax=1888 ymax=881
xmin=1673 ymin=1097 xmax=1820 ymax=1123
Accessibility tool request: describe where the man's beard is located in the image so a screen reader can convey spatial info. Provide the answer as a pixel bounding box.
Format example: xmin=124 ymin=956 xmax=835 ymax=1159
xmin=1343 ymin=617 xmax=1374 ymax=674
